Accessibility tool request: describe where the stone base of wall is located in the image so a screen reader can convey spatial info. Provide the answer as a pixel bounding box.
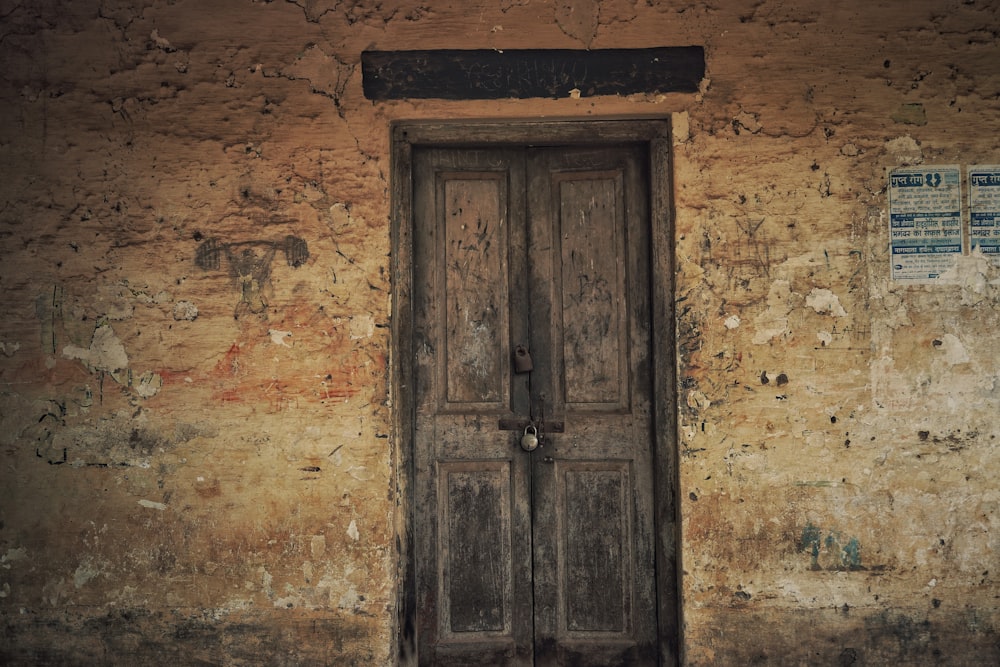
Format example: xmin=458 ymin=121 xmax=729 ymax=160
xmin=1 ymin=607 xmax=383 ymax=666
xmin=686 ymin=606 xmax=1000 ymax=665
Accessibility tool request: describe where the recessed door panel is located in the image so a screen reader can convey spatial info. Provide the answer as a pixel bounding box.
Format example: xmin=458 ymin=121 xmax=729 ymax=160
xmin=556 ymin=174 xmax=629 ymax=409
xmin=560 ymin=462 xmax=632 ymax=635
xmin=440 ymin=174 xmax=509 ymax=408
xmin=439 ymin=462 xmax=513 ymax=636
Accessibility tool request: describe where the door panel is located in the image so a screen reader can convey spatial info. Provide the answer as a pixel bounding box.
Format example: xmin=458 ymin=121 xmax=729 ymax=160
xmin=556 ymin=173 xmax=629 ymax=408
xmin=439 ymin=461 xmax=512 ymax=635
xmin=413 ymin=144 xmax=654 ymax=666
xmin=414 ymin=148 xmax=533 ymax=666
xmin=440 ymin=175 xmax=508 ymax=407
xmin=560 ymin=462 xmax=632 ymax=634
xmin=527 ymin=147 xmax=656 ymax=666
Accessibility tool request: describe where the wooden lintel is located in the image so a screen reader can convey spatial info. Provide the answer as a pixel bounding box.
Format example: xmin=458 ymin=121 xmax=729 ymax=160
xmin=362 ymin=47 xmax=705 ymax=101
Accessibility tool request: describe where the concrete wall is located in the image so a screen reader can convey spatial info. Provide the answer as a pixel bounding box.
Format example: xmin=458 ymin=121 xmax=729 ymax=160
xmin=1 ymin=0 xmax=998 ymax=664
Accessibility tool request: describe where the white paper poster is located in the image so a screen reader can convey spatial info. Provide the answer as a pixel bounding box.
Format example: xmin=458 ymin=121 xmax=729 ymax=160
xmin=968 ymin=165 xmax=1000 ymax=262
xmin=888 ymin=166 xmax=962 ymax=283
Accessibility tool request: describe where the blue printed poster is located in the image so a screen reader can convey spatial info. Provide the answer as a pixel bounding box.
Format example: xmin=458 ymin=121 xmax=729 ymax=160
xmin=968 ymin=165 xmax=1000 ymax=263
xmin=888 ymin=165 xmax=962 ymax=283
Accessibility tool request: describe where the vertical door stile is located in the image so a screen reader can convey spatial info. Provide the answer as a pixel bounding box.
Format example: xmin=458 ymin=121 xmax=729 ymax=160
xmin=526 ymin=148 xmax=559 ymax=666
xmin=507 ymin=149 xmax=535 ymax=664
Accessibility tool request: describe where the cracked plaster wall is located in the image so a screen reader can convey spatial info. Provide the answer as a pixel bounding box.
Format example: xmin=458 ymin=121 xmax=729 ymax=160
xmin=1 ymin=0 xmax=999 ymax=664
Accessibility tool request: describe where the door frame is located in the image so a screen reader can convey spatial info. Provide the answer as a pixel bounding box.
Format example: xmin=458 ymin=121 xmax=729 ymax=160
xmin=390 ymin=118 xmax=680 ymax=665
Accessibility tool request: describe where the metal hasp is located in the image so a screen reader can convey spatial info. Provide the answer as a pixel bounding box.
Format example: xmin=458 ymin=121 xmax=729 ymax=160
xmin=498 ymin=419 xmax=565 ymax=433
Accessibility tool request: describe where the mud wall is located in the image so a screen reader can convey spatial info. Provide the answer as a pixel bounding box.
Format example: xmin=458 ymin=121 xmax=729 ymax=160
xmin=1 ymin=0 xmax=998 ymax=664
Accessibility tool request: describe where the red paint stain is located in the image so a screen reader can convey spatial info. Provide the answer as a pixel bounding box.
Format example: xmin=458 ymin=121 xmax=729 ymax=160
xmin=216 ymin=343 xmax=244 ymax=377
xmin=218 ymin=389 xmax=244 ymax=403
xmin=151 ymin=312 xmax=389 ymax=407
xmin=155 ymin=369 xmax=193 ymax=385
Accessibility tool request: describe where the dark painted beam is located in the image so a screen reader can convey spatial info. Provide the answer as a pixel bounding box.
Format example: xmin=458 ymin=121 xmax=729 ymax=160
xmin=361 ymin=47 xmax=705 ymax=101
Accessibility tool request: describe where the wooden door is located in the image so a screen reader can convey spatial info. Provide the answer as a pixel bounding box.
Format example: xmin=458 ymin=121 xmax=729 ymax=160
xmin=412 ymin=144 xmax=656 ymax=666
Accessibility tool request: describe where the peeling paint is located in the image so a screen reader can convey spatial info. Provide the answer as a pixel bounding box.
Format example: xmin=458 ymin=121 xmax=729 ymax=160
xmin=733 ymin=109 xmax=762 ymax=134
xmin=672 ymin=110 xmax=691 ymax=144
xmin=310 ymin=535 xmax=326 ymax=559
xmin=935 ymin=333 xmax=970 ymax=365
xmin=938 ymin=250 xmax=1000 ymax=305
xmin=172 ymin=300 xmax=199 ymax=321
xmin=349 ymin=315 xmax=375 ymax=340
xmin=891 ymin=102 xmax=927 ymax=126
xmin=73 ymin=559 xmax=103 ymax=588
xmin=885 ymin=135 xmax=923 ymax=164
xmin=752 ymin=280 xmax=793 ymax=344
xmin=1 ymin=548 xmax=28 ymax=567
xmin=138 ymin=499 xmax=167 ymax=511
xmin=62 ymin=324 xmax=129 ymax=373
xmin=806 ymin=288 xmax=848 ymax=317
xmin=268 ymin=329 xmax=293 ymax=346
xmin=134 ymin=371 xmax=163 ymax=399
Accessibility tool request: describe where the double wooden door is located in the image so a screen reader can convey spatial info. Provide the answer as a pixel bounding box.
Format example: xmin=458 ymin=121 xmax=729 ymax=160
xmin=412 ymin=143 xmax=656 ymax=666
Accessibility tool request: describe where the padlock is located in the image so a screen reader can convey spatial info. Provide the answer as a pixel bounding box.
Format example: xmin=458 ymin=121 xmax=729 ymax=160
xmin=513 ymin=345 xmax=534 ymax=374
xmin=520 ymin=425 xmax=539 ymax=452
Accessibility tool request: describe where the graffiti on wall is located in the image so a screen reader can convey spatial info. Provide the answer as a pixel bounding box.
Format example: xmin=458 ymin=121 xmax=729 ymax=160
xmin=195 ymin=236 xmax=310 ymax=317
xmin=800 ymin=522 xmax=864 ymax=571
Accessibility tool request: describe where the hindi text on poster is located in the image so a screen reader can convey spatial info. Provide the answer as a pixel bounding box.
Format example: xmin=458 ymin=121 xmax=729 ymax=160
xmin=968 ymin=165 xmax=1000 ymax=262
xmin=888 ymin=166 xmax=962 ymax=283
